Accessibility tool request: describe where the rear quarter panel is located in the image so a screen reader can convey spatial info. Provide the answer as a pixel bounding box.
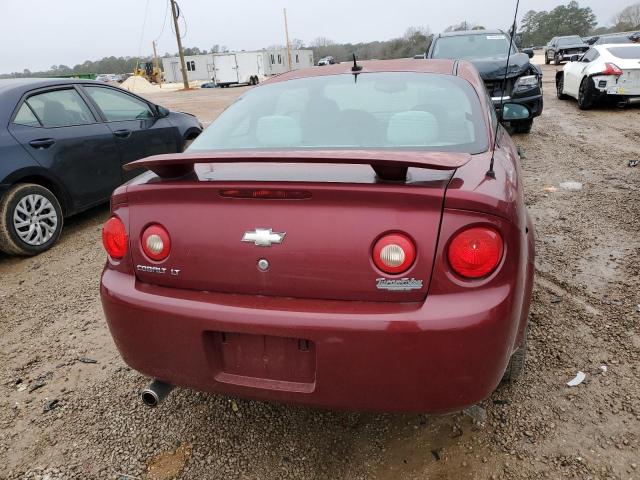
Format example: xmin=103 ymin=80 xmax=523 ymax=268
xmin=444 ymin=123 xmax=534 ymax=351
xmin=0 ymin=128 xmax=41 ymax=186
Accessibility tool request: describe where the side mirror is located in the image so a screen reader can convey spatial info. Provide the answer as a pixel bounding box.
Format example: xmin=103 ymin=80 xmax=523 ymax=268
xmin=502 ymin=103 xmax=530 ymax=121
xmin=570 ymin=54 xmax=581 ymax=62
xmin=523 ymin=48 xmax=534 ymax=58
xmin=156 ymin=105 xmax=170 ymax=118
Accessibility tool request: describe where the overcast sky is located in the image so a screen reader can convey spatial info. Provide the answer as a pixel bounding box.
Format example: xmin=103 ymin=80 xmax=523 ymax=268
xmin=1 ymin=0 xmax=633 ymax=74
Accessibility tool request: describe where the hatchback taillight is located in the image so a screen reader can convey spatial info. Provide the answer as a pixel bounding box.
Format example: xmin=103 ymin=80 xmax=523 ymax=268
xmin=602 ymin=63 xmax=623 ymax=76
xmin=448 ymin=227 xmax=503 ymax=279
xmin=141 ymin=224 xmax=171 ymax=261
xmin=373 ymin=233 xmax=416 ymax=274
xmin=102 ymin=216 xmax=127 ymax=259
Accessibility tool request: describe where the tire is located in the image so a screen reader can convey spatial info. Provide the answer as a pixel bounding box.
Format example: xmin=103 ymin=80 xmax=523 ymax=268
xmin=554 ymin=53 xmax=562 ymax=65
xmin=511 ymin=119 xmax=533 ymax=134
xmin=578 ymin=77 xmax=595 ymax=110
xmin=545 ymin=53 xmax=550 ymax=65
xmin=502 ymin=326 xmax=528 ymax=384
xmin=556 ymin=74 xmax=569 ymax=100
xmin=0 ymin=183 xmax=63 ymax=256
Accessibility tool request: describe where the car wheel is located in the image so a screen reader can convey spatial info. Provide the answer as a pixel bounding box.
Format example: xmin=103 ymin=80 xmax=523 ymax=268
xmin=556 ymin=74 xmax=569 ymax=100
xmin=502 ymin=326 xmax=528 ymax=384
xmin=0 ymin=183 xmax=63 ymax=256
xmin=545 ymin=53 xmax=551 ymax=65
xmin=511 ymin=119 xmax=533 ymax=134
xmin=554 ymin=54 xmax=561 ymax=65
xmin=578 ymin=77 xmax=595 ymax=110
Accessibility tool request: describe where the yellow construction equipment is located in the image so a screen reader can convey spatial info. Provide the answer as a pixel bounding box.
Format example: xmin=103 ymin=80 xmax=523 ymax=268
xmin=134 ymin=61 xmax=164 ymax=84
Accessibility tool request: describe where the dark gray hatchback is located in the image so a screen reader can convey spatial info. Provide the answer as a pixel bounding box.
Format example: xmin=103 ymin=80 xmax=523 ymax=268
xmin=0 ymin=78 xmax=202 ymax=255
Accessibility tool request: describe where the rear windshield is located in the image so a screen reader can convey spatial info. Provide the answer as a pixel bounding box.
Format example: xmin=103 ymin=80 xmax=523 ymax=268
xmin=431 ymin=34 xmax=515 ymax=59
xmin=597 ymin=36 xmax=632 ymax=45
xmin=189 ymin=72 xmax=488 ymax=154
xmin=558 ymin=36 xmax=583 ymax=46
xmin=607 ymin=46 xmax=640 ymax=58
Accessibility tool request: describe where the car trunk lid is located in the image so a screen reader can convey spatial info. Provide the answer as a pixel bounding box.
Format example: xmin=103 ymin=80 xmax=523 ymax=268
xmin=124 ymin=151 xmax=465 ymax=302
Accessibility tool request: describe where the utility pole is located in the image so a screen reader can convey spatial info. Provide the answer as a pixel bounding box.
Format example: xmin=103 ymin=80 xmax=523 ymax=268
xmin=170 ymin=0 xmax=189 ymax=89
xmin=283 ymin=8 xmax=292 ymax=71
xmin=152 ymin=40 xmax=163 ymax=88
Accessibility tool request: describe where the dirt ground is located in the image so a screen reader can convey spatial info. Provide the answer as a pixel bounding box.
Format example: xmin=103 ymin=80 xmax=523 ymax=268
xmin=1 ymin=67 xmax=639 ymax=480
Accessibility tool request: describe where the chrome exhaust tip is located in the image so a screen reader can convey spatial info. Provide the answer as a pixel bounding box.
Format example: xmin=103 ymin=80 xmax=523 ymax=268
xmin=141 ymin=380 xmax=174 ymax=407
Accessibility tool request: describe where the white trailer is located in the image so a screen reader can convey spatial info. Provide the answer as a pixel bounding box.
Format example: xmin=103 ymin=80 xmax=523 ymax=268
xmin=212 ymin=52 xmax=266 ymax=87
xmin=161 ymin=49 xmax=314 ymax=85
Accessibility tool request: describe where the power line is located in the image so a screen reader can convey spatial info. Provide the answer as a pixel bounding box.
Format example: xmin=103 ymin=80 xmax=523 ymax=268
xmin=137 ymin=0 xmax=152 ymax=58
xmin=153 ymin=0 xmax=171 ymax=43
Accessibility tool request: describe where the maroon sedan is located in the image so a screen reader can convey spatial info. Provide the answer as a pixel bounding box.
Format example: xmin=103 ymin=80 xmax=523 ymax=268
xmin=100 ymin=59 xmax=535 ymax=413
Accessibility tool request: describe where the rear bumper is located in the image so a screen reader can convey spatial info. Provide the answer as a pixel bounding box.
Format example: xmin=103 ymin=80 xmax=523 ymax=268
xmin=592 ymin=75 xmax=640 ymax=97
xmin=101 ymin=269 xmax=522 ymax=413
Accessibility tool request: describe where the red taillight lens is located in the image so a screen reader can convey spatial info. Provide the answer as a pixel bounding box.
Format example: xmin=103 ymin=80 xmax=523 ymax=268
xmin=141 ymin=224 xmax=171 ymax=261
xmin=373 ymin=233 xmax=416 ymax=274
xmin=448 ymin=227 xmax=503 ymax=279
xmin=602 ymin=63 xmax=623 ymax=76
xmin=102 ymin=216 xmax=127 ymax=259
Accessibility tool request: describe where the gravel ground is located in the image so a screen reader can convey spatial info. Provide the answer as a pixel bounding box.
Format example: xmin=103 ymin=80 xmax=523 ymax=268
xmin=1 ymin=67 xmax=639 ymax=480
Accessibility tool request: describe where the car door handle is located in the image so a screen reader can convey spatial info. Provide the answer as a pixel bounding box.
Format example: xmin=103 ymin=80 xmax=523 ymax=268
xmin=113 ymin=129 xmax=132 ymax=139
xmin=28 ymin=138 xmax=55 ymax=149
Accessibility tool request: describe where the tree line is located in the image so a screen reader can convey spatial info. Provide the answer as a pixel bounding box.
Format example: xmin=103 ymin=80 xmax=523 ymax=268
xmin=2 ymin=1 xmax=639 ymax=79
xmin=521 ymin=1 xmax=639 ymax=46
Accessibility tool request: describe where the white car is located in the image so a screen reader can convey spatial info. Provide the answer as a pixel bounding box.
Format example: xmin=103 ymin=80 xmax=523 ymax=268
xmin=556 ymin=44 xmax=640 ymax=109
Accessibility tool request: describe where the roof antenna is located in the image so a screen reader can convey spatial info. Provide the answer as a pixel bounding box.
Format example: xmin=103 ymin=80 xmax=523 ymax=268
xmin=487 ymin=0 xmax=520 ymax=179
xmin=351 ymin=53 xmax=363 ymax=72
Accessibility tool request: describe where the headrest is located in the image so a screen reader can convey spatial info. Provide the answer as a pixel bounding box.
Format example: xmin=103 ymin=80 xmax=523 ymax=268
xmin=387 ymin=111 xmax=440 ymax=146
xmin=256 ymin=115 xmax=301 ymax=147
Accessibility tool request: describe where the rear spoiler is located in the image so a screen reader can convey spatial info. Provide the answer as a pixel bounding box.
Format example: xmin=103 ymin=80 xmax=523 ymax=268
xmin=125 ymin=150 xmax=471 ymax=182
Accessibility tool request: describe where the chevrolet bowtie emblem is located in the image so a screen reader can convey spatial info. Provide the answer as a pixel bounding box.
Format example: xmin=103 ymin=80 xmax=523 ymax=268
xmin=241 ymin=228 xmax=286 ymax=247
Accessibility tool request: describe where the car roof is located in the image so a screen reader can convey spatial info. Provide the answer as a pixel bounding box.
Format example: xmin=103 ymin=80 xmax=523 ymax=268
xmin=594 ymin=43 xmax=639 ymax=50
xmin=261 ymin=58 xmax=488 ymax=109
xmin=0 ymin=77 xmax=103 ymax=95
xmin=437 ymin=29 xmax=504 ymax=38
xmin=266 ymin=58 xmax=457 ymax=85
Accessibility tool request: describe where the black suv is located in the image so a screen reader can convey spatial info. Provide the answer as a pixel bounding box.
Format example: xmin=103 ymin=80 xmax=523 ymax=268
xmin=427 ymin=30 xmax=543 ymax=134
xmin=0 ymin=78 xmax=202 ymax=255
xmin=545 ymin=36 xmax=589 ymax=64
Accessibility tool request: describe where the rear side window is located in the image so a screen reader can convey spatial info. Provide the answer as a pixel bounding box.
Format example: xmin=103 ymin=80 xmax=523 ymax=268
xmin=607 ymin=46 xmax=640 ymax=58
xmin=26 ymin=89 xmax=95 ymax=128
xmin=189 ymin=72 xmax=488 ymax=154
xmin=84 ymin=86 xmax=154 ymax=121
xmin=581 ymin=49 xmax=599 ymax=62
xmin=13 ymin=103 xmax=41 ymax=127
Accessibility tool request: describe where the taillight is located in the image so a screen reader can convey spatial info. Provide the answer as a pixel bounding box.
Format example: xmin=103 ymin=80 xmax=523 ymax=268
xmin=373 ymin=233 xmax=416 ymax=274
xmin=102 ymin=216 xmax=127 ymax=259
xmin=448 ymin=227 xmax=503 ymax=279
xmin=141 ymin=224 xmax=171 ymax=261
xmin=602 ymin=63 xmax=623 ymax=76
